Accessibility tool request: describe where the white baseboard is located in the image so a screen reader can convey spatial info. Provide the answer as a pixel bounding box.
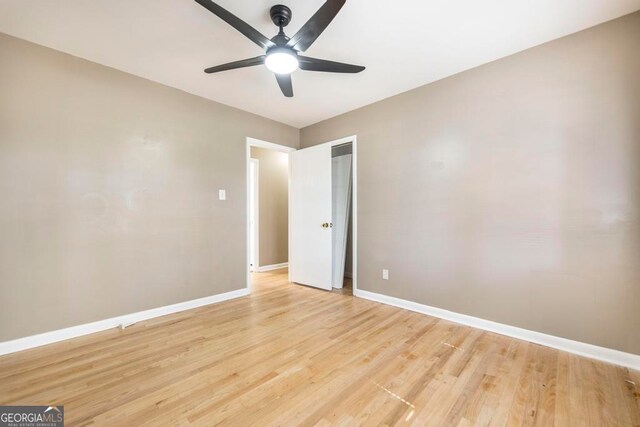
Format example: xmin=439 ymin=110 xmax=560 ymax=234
xmin=255 ymin=262 xmax=288 ymax=272
xmin=354 ymin=289 xmax=640 ymax=371
xmin=0 ymin=288 xmax=249 ymax=356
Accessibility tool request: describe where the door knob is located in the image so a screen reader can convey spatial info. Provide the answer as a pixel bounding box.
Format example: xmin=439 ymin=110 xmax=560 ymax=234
xmin=322 ymin=222 xmax=333 ymax=228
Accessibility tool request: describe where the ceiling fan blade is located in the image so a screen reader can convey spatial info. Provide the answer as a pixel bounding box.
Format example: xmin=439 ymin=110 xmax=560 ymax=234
xmin=204 ymin=56 xmax=265 ymax=74
xmin=275 ymin=73 xmax=293 ymax=97
xmin=286 ymin=0 xmax=345 ymax=52
xmin=298 ymin=56 xmax=365 ymax=73
xmin=194 ymin=0 xmax=274 ymax=50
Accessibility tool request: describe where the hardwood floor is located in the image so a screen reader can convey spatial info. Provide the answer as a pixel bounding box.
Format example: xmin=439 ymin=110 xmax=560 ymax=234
xmin=1 ymin=269 xmax=638 ymax=426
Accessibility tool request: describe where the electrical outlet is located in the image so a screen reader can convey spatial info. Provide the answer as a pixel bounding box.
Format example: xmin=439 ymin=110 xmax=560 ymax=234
xmin=218 ymin=189 xmax=226 ymax=200
xmin=382 ymin=269 xmax=389 ymax=280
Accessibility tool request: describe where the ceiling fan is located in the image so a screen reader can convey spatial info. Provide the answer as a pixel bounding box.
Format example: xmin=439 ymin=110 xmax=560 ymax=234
xmin=194 ymin=0 xmax=365 ymax=97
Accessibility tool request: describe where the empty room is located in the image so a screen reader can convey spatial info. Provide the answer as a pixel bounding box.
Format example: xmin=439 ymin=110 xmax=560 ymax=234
xmin=0 ymin=0 xmax=639 ymax=425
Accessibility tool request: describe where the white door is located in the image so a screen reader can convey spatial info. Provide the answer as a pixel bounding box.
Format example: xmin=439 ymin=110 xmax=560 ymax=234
xmin=290 ymin=143 xmax=333 ymax=290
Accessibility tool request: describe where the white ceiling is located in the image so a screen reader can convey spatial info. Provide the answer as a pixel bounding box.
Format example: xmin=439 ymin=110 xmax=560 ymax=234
xmin=1 ymin=1 xmax=639 ymax=128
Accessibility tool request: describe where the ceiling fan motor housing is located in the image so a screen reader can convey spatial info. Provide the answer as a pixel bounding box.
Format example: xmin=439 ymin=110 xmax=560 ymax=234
xmin=270 ymin=5 xmax=292 ymax=28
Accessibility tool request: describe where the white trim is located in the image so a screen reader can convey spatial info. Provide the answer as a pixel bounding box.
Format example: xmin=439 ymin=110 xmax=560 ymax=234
xmin=246 ymin=137 xmax=296 ymax=292
xmin=255 ymin=262 xmax=289 ymax=272
xmin=247 ymin=137 xmax=297 ymax=154
xmin=354 ymin=289 xmax=640 ymax=371
xmin=288 ymin=152 xmax=292 ymax=285
xmin=249 ymin=158 xmax=260 ymax=272
xmin=352 ymin=137 xmax=358 ymax=296
xmin=0 ymin=288 xmax=249 ymax=356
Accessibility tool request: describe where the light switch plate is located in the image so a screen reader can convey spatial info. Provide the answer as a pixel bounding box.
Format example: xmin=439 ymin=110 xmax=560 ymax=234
xmin=382 ymin=269 xmax=389 ymax=280
xmin=218 ymin=189 xmax=226 ymax=201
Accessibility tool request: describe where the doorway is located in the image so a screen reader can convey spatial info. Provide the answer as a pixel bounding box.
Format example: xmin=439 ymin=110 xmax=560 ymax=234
xmin=246 ymin=138 xmax=296 ymax=291
xmin=331 ymin=143 xmax=353 ymax=291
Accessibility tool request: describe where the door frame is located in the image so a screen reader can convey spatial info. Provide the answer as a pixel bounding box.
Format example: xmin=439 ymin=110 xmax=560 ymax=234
xmin=246 ymin=137 xmax=296 ymax=292
xmin=249 ymin=158 xmax=259 ymax=272
xmin=293 ymin=135 xmax=358 ymax=294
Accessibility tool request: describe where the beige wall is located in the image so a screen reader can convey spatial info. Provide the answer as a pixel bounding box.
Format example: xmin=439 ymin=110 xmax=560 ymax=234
xmin=301 ymin=12 xmax=640 ymax=354
xmin=250 ymin=146 xmax=289 ymax=267
xmin=0 ymin=33 xmax=299 ymax=342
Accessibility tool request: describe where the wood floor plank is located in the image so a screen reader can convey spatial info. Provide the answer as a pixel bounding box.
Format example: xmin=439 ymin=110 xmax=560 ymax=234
xmin=0 ymin=268 xmax=638 ymax=426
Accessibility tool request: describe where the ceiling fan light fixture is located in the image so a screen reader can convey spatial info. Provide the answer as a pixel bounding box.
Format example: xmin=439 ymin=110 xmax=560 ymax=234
xmin=265 ymin=48 xmax=299 ymax=75
xmin=196 ymin=0 xmax=365 ymax=97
